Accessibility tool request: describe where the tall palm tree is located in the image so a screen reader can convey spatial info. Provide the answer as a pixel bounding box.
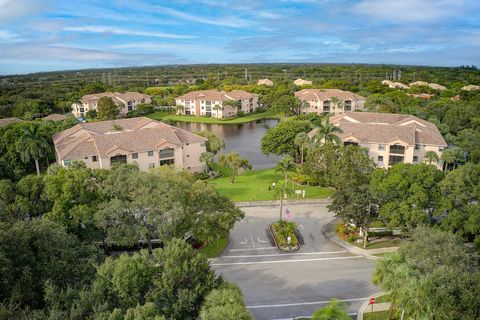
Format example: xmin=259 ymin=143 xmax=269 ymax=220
xmin=311 ymin=118 xmax=343 ymax=145
xmin=274 ymin=156 xmax=296 ymax=220
xmin=330 ymin=96 xmax=344 ymax=112
xmin=17 ymin=124 xmax=50 ymax=175
xmin=273 ymin=180 xmax=293 ymax=221
xmin=213 ymin=104 xmax=223 ymax=118
xmin=424 ymin=151 xmax=439 ymax=165
xmin=294 ymin=132 xmax=309 ymax=164
xmin=441 ymin=147 xmax=463 ymax=171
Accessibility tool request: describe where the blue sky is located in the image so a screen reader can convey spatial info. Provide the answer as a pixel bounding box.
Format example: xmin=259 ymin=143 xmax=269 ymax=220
xmin=0 ymin=0 xmax=479 ymax=74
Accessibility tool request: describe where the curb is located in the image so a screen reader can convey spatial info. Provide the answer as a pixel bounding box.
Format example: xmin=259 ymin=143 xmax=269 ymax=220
xmin=269 ymin=223 xmax=300 ymax=252
xmin=357 ymin=292 xmax=387 ymax=320
xmin=235 ymin=198 xmax=331 ymax=207
xmin=321 ymin=218 xmax=382 ymax=260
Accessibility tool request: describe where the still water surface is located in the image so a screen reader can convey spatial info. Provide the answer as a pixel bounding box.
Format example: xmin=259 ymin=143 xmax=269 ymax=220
xmin=173 ymin=119 xmax=280 ymax=170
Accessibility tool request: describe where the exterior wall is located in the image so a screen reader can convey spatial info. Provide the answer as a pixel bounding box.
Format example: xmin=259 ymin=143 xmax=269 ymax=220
xmin=347 ymin=140 xmax=443 ymax=169
xmin=72 ymin=96 xmax=151 ymax=118
xmin=301 ymin=98 xmax=365 ymax=115
xmin=175 ymin=96 xmax=259 ymax=119
xmin=58 ymin=142 xmax=206 ymax=173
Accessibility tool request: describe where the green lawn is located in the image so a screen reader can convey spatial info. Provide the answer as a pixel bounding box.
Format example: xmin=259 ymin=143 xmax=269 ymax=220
xmin=198 ymin=233 xmax=229 ymax=258
xmin=209 ymin=168 xmax=333 ymax=202
xmin=353 ymin=239 xmax=401 ymax=250
xmin=147 ymin=109 xmax=283 ymax=124
xmin=363 ymin=309 xmax=401 ymax=320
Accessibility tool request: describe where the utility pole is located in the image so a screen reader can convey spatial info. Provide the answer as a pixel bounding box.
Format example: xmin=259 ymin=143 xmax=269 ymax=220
xmin=146 ymin=72 xmax=149 ymax=85
xmin=244 ymin=68 xmax=248 ymax=80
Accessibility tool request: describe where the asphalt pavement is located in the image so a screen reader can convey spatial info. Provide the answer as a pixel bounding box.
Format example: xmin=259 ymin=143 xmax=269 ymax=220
xmin=211 ymin=202 xmax=379 ymax=320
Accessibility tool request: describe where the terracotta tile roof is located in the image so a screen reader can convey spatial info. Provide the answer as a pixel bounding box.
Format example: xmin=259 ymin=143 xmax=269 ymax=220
xmin=42 ymin=114 xmax=69 ymax=121
xmin=0 ymin=118 xmax=22 ymax=127
xmin=309 ymin=112 xmax=446 ymax=146
xmin=80 ymin=92 xmax=150 ymax=104
xmin=53 ymin=117 xmax=206 ymax=160
xmin=176 ymin=89 xmax=257 ymax=101
xmin=295 ymin=89 xmax=365 ymax=101
xmin=461 ymin=85 xmax=480 ymax=91
xmin=257 ymin=78 xmax=273 ymax=86
xmin=294 ymin=78 xmax=312 ymax=85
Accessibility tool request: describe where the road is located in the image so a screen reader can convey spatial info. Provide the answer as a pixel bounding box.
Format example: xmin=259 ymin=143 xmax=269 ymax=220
xmin=211 ymin=202 xmax=379 ymax=320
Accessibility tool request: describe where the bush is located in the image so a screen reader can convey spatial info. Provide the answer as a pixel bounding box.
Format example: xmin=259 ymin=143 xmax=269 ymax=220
xmin=272 ymin=220 xmax=299 ymax=247
xmin=369 ymin=230 xmax=393 ymax=237
xmin=237 ymin=111 xmax=245 ymax=117
xmin=194 ymin=172 xmax=209 ymax=180
xmin=347 ymin=235 xmax=358 ymax=243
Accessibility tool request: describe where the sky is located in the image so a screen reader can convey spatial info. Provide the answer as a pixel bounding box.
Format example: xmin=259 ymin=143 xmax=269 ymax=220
xmin=0 ymin=0 xmax=479 ymax=75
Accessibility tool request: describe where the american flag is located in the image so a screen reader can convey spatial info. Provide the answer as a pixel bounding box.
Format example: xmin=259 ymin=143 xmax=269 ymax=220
xmin=284 ymin=208 xmax=293 ymax=220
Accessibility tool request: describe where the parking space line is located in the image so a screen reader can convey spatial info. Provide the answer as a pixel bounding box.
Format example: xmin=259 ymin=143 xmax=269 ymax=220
xmin=211 ymin=255 xmax=364 ymax=266
xmin=246 ymin=297 xmax=367 ymax=309
xmin=229 ymin=247 xmax=277 ymax=252
xmin=219 ymin=251 xmax=348 ymax=258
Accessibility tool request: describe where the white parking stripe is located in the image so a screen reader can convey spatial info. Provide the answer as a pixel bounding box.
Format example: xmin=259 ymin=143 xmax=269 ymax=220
xmin=219 ymin=251 xmax=348 ymax=258
xmin=246 ymin=297 xmax=367 ymax=309
xmin=228 ymin=247 xmax=277 ymax=252
xmin=211 ymin=255 xmax=364 ymax=266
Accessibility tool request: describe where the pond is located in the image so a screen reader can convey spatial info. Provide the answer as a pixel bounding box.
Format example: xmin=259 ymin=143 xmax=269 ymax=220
xmin=172 ymin=119 xmax=281 ymax=169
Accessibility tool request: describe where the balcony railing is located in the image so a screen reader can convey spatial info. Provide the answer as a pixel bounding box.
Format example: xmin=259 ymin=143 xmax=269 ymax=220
xmin=159 ymin=148 xmax=174 ymax=159
xmin=389 ymin=145 xmax=405 ymax=155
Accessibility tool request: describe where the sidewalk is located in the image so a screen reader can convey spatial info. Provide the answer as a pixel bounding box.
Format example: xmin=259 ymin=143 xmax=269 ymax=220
xmin=357 ymin=292 xmax=390 ymax=320
xmin=235 ymin=198 xmax=331 ymax=207
xmin=321 ymin=218 xmax=399 ymax=259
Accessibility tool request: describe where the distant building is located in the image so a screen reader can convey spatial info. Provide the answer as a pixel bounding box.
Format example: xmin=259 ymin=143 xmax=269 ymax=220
xmin=294 ymin=78 xmax=312 ymax=86
xmin=71 ymin=92 xmax=151 ymax=118
xmin=175 ymin=90 xmax=259 ymax=118
xmin=257 ymin=78 xmax=273 ymax=86
xmin=381 ymin=80 xmax=409 ymax=89
xmin=409 ymin=81 xmax=447 ymax=90
xmin=406 ymin=93 xmax=435 ymax=100
xmin=53 ymin=117 xmax=207 ymax=172
xmin=295 ymin=89 xmax=366 ymax=115
xmin=0 ymin=118 xmax=22 ymax=127
xmin=461 ymin=84 xmax=480 ymax=91
xmin=42 ymin=113 xmax=70 ymax=122
xmin=308 ymin=112 xmax=447 ymax=169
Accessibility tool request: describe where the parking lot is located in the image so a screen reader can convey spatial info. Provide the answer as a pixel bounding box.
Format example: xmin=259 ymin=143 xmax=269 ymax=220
xmin=211 ymin=202 xmax=378 ymax=320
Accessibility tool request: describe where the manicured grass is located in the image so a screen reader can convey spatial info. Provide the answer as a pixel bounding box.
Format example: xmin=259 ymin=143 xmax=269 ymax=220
xmin=209 ymin=168 xmax=333 ymax=202
xmin=198 ymin=233 xmax=229 ymax=258
xmin=147 ymin=110 xmax=283 ymax=124
xmin=364 ymin=309 xmax=401 ymax=320
xmin=353 ymin=239 xmax=401 ymax=250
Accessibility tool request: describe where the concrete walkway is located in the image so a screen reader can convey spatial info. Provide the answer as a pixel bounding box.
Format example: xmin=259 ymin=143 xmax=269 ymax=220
xmin=235 ymin=198 xmax=331 ymax=207
xmin=356 ymin=292 xmax=390 ymax=320
xmin=322 ymin=218 xmax=399 ymax=260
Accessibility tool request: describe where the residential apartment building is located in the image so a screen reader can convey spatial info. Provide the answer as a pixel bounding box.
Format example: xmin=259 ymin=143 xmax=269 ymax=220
xmin=294 ymin=78 xmax=312 ymax=86
xmin=295 ymin=89 xmax=366 ymax=115
xmin=175 ymin=90 xmax=259 ymax=118
xmin=308 ymin=112 xmax=447 ymax=169
xmin=53 ymin=117 xmax=207 ymax=172
xmin=257 ymin=78 xmax=273 ymax=86
xmin=71 ymin=92 xmax=151 ymax=118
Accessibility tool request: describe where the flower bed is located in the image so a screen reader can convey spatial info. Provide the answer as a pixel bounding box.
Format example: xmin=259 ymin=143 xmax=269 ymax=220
xmin=270 ymin=220 xmax=300 ymax=252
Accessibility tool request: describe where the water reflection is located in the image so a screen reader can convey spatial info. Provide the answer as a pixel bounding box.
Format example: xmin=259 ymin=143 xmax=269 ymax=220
xmin=173 ymin=119 xmax=281 ymax=169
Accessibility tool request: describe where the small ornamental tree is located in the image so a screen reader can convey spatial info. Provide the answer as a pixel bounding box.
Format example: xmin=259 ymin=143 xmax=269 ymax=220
xmin=97 ymin=96 xmax=120 ymax=119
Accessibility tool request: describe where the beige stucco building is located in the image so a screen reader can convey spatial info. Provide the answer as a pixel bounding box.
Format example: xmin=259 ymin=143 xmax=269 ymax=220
xmin=294 ymin=78 xmax=312 ymax=86
xmin=71 ymin=92 xmax=151 ymax=118
xmin=295 ymin=89 xmax=366 ymax=115
xmin=257 ymin=78 xmax=273 ymax=86
xmin=53 ymin=117 xmax=207 ymax=172
xmin=175 ymin=90 xmax=259 ymax=118
xmin=308 ymin=112 xmax=447 ymax=169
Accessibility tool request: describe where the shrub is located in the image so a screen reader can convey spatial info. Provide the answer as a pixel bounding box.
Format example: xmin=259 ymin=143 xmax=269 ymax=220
xmin=237 ymin=111 xmax=245 ymax=117
xmin=369 ymin=230 xmax=393 ymax=237
xmin=347 ymin=235 xmax=358 ymax=243
xmin=272 ymin=220 xmax=299 ymax=247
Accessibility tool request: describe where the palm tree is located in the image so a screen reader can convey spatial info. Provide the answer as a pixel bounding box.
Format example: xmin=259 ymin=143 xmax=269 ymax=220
xmin=294 ymin=132 xmax=309 ymax=164
xmin=274 ymin=156 xmax=296 ymax=219
xmin=330 ymin=96 xmax=344 ymax=112
xmin=17 ymin=124 xmax=50 ymax=175
xmin=273 ymin=180 xmax=293 ymax=221
xmin=175 ymin=104 xmax=185 ymax=115
xmin=200 ymin=152 xmax=214 ymax=173
xmin=441 ymin=147 xmax=464 ymax=171
xmin=424 ymin=151 xmax=439 ymax=165
xmin=213 ymin=104 xmax=223 ymax=118
xmin=311 ymin=118 xmax=343 ymax=145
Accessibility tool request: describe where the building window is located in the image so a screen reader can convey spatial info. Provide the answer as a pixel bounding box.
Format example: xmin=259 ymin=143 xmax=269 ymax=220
xmin=344 ymin=141 xmax=358 ymax=147
xmin=344 ymin=100 xmax=352 ymax=111
xmin=148 ymin=150 xmax=153 ymax=157
xmin=132 ymin=153 xmax=138 ymax=159
xmin=415 ymin=144 xmax=420 ymax=150
xmin=159 ymin=148 xmax=174 ymax=159
xmin=187 ymin=155 xmax=190 ymax=157
xmin=413 ymin=156 xmax=418 ymax=162
xmin=389 ymin=155 xmax=404 ymax=166
xmin=92 ymin=155 xmax=98 ymax=162
xmin=110 ymin=154 xmax=127 ymax=165
xmin=378 ymin=156 xmax=384 ymax=162
xmin=201 ymin=142 xmax=206 ymax=147
xmin=389 ymin=144 xmax=405 ymax=155
xmin=379 ymin=144 xmax=385 ymax=150
xmin=63 ymin=159 xmax=72 ymax=167
xmin=79 ymin=108 xmax=84 ymax=112
xmin=160 ymin=159 xmax=175 ymax=166
xmin=149 ymin=163 xmax=155 ymax=169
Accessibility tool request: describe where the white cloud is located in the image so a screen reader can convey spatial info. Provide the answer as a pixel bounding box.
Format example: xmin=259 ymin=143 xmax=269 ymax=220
xmin=0 ymin=0 xmax=48 ymax=21
xmin=153 ymin=5 xmax=252 ymax=28
xmin=64 ymin=26 xmax=195 ymax=39
xmin=0 ymin=29 xmax=18 ymax=41
xmin=352 ymin=0 xmax=471 ymax=22
xmin=110 ymin=42 xmax=216 ymax=53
